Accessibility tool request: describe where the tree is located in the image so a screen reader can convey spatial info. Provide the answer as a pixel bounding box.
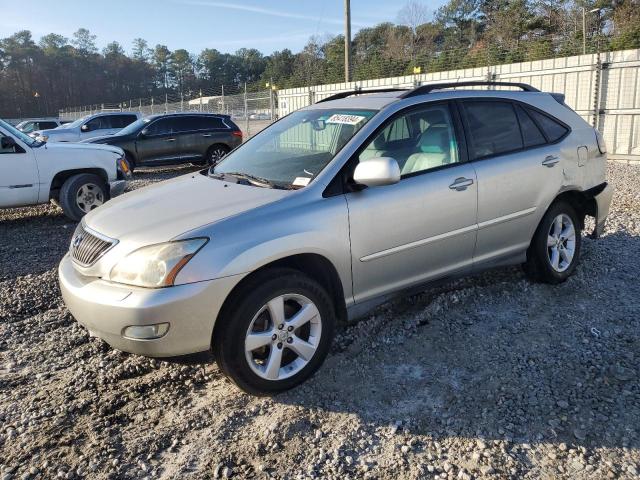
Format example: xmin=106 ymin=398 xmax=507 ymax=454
xmin=72 ymin=28 xmax=97 ymax=55
xmin=153 ymin=44 xmax=172 ymax=91
xmin=132 ymin=38 xmax=151 ymax=61
xmin=397 ymin=1 xmax=430 ymax=60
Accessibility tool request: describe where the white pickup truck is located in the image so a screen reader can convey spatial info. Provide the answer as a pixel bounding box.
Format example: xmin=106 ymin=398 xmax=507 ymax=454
xmin=0 ymin=118 xmax=130 ymax=221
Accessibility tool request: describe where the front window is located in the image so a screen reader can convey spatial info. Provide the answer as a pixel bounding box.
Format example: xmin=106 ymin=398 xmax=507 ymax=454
xmin=65 ymin=116 xmax=90 ymax=129
xmin=0 ymin=119 xmax=40 ymax=147
xmin=212 ymin=108 xmax=376 ymax=188
xmin=118 ymin=117 xmax=151 ymax=135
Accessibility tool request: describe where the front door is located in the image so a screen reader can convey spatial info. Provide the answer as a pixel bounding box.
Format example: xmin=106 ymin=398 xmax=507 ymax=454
xmin=0 ymin=131 xmax=38 ymax=207
xmin=346 ymin=102 xmax=478 ymax=303
xmin=136 ymin=117 xmax=182 ymax=164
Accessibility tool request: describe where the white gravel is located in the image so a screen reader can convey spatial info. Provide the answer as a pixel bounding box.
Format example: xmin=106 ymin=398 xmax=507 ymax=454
xmin=1 ymin=163 xmax=639 ymax=479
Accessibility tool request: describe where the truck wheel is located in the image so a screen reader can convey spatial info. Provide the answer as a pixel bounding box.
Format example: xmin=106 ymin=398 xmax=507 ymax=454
xmin=213 ymin=268 xmax=336 ymax=395
xmin=206 ymin=144 xmax=229 ymax=167
xmin=59 ymin=173 xmax=107 ymax=221
xmin=524 ymin=201 xmax=582 ymax=284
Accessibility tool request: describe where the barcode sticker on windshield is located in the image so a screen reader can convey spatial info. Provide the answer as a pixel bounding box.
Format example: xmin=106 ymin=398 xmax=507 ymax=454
xmin=293 ymin=177 xmax=311 ymax=187
xmin=326 ymin=114 xmax=366 ymax=125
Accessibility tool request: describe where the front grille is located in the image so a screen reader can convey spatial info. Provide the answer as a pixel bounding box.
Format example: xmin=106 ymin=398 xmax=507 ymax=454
xmin=70 ymin=223 xmax=117 ymax=267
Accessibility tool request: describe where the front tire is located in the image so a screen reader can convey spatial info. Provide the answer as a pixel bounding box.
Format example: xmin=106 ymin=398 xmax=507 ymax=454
xmin=58 ymin=173 xmax=107 ymax=222
xmin=213 ymin=268 xmax=336 ymax=395
xmin=524 ymin=201 xmax=581 ymax=284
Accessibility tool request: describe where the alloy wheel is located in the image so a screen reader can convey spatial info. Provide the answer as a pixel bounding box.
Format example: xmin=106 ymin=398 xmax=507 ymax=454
xmin=76 ymin=183 xmax=104 ymax=213
xmin=209 ymin=148 xmax=227 ymax=166
xmin=244 ymin=294 xmax=322 ymax=381
xmin=547 ymin=213 xmax=576 ymax=272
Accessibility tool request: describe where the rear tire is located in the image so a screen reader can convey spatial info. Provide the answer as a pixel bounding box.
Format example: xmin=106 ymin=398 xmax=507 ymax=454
xmin=213 ymin=268 xmax=336 ymax=395
xmin=59 ymin=173 xmax=107 ymax=222
xmin=524 ymin=201 xmax=581 ymax=284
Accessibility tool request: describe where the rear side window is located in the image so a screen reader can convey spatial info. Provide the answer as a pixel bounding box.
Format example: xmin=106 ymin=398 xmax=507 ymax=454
xmin=39 ymin=121 xmax=58 ymax=130
xmin=526 ymin=108 xmax=569 ymax=142
xmin=462 ymin=101 xmax=523 ymax=159
xmin=515 ymin=105 xmax=546 ymax=148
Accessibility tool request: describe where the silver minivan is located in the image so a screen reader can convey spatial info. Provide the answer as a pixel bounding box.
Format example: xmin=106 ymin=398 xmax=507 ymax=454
xmin=59 ymin=82 xmax=613 ymax=394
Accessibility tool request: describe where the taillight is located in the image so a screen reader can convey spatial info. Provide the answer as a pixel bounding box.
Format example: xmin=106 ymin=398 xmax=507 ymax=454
xmin=232 ymin=130 xmax=243 ymax=138
xmin=594 ymin=129 xmax=607 ymax=154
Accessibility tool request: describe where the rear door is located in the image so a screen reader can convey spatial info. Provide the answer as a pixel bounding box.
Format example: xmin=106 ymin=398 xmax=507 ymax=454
xmin=0 ymin=130 xmax=38 ymax=207
xmin=136 ymin=117 xmax=181 ymax=164
xmin=459 ymin=99 xmax=570 ymax=266
xmin=179 ymin=115 xmax=232 ymax=161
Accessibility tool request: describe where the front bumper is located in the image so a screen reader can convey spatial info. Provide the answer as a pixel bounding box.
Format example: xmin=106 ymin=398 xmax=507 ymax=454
xmin=109 ymin=180 xmax=127 ymax=198
xmin=592 ymin=182 xmax=614 ymax=238
xmin=58 ymin=253 xmax=245 ymax=357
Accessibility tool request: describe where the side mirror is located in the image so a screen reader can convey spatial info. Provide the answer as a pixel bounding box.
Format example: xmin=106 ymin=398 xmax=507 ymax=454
xmin=139 ymin=128 xmax=149 ymax=137
xmin=1 ymin=136 xmax=17 ymax=150
xmin=353 ymin=157 xmax=401 ymax=188
xmin=81 ymin=124 xmax=90 ymax=132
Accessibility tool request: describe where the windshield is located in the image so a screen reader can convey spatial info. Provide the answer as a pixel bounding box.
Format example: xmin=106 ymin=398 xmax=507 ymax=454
xmin=213 ymin=108 xmax=376 ymax=188
xmin=117 ymin=117 xmax=150 ymax=136
xmin=64 ymin=115 xmax=90 ymax=129
xmin=0 ymin=119 xmax=40 ymax=146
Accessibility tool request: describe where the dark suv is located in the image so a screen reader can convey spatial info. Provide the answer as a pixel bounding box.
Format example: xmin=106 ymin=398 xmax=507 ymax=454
xmin=84 ymin=113 xmax=243 ymax=170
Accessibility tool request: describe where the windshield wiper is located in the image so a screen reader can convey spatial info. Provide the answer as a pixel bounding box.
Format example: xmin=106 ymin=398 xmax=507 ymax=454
xmin=209 ymin=170 xmax=291 ymax=190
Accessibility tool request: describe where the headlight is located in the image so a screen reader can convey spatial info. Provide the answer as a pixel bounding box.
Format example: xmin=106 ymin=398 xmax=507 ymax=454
xmin=109 ymin=238 xmax=208 ymax=288
xmin=40 ymin=135 xmax=49 ymax=142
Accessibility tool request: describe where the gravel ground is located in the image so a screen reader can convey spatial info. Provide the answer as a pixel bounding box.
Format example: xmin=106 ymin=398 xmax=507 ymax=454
xmin=1 ymin=163 xmax=639 ymax=480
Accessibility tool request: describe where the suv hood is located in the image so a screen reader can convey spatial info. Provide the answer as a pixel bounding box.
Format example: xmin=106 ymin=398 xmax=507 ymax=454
xmin=42 ymin=141 xmax=123 ymax=156
xmin=81 ymin=133 xmax=130 ymax=144
xmin=35 ymin=127 xmax=71 ymax=136
xmin=84 ymin=172 xmax=290 ymax=243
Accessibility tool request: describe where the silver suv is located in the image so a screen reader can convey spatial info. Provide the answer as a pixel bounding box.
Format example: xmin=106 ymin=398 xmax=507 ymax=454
xmin=59 ymin=82 xmax=613 ymax=394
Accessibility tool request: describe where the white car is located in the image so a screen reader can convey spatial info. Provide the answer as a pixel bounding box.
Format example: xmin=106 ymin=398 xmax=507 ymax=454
xmin=0 ymin=118 xmax=130 ymax=221
xmin=15 ymin=118 xmax=68 ymax=133
xmin=33 ymin=112 xmax=141 ymax=143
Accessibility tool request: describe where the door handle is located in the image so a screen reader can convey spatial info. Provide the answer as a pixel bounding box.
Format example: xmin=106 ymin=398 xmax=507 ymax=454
xmin=202 ymin=134 xmax=212 ymax=138
xmin=166 ymin=138 xmax=176 ymax=142
xmin=449 ymin=177 xmax=474 ymax=191
xmin=542 ymin=155 xmax=559 ymax=167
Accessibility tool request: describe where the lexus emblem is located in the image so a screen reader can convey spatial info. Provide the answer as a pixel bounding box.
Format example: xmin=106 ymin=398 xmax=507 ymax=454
xmin=72 ymin=234 xmax=84 ymax=249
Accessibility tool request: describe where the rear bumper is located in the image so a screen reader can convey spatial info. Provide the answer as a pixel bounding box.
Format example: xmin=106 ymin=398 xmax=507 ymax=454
xmin=109 ymin=180 xmax=127 ymax=198
xmin=592 ymin=182 xmax=614 ymax=238
xmin=58 ymin=253 xmax=245 ymax=357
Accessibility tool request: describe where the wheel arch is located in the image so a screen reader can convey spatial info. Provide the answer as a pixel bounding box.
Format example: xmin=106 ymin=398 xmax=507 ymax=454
xmin=49 ymin=168 xmax=109 ymax=200
xmin=551 ymin=188 xmax=599 ymax=232
xmin=213 ymin=253 xmax=348 ymax=342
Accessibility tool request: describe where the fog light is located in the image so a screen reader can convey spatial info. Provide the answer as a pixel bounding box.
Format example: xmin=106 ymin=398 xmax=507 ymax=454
xmin=123 ymin=323 xmax=169 ymax=340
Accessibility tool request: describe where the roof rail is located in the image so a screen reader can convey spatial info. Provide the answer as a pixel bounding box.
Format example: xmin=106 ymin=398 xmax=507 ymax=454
xmin=400 ymin=81 xmax=540 ymax=98
xmin=316 ymin=87 xmax=407 ymax=103
xmin=314 ymin=81 xmax=540 ymax=104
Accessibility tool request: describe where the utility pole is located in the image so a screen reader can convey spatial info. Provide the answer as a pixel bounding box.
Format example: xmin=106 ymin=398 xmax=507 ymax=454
xmin=582 ymin=7 xmax=587 ymax=55
xmin=344 ymin=0 xmax=351 ymax=83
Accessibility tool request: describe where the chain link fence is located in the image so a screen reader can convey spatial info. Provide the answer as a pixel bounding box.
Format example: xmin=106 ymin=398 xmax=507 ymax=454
xmin=59 ymin=86 xmax=276 ymax=139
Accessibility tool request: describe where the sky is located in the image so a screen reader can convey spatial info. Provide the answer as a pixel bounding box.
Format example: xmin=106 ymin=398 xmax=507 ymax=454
xmin=0 ymin=0 xmax=447 ymax=55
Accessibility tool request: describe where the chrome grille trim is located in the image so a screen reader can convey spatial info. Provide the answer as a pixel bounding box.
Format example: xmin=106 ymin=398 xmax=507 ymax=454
xmin=70 ymin=223 xmax=118 ymax=267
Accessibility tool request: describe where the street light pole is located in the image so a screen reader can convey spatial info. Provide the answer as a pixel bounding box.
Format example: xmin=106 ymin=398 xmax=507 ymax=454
xmin=344 ymin=0 xmax=351 ymax=83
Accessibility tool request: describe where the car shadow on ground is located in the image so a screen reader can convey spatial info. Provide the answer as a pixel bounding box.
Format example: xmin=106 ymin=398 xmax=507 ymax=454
xmin=265 ymin=230 xmax=640 ymax=452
